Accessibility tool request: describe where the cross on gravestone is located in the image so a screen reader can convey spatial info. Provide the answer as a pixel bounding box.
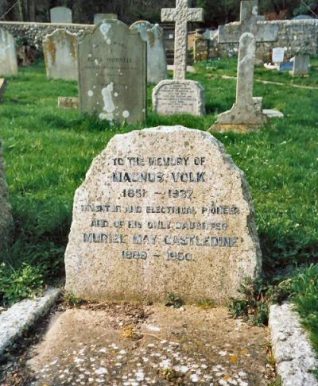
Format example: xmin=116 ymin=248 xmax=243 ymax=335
xmin=161 ymin=0 xmax=203 ymax=80
xmin=218 ymin=0 xmax=278 ymax=44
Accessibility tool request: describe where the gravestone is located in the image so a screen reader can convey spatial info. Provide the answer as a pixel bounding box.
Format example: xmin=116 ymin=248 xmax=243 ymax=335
xmin=218 ymin=0 xmax=278 ymax=44
xmin=0 ymin=140 xmax=13 ymax=256
xmin=43 ymin=29 xmax=78 ymax=81
xmin=272 ymin=47 xmax=285 ymax=65
xmin=0 ymin=78 xmax=7 ymax=101
xmin=153 ymin=0 xmax=205 ymax=116
xmin=130 ymin=21 xmax=167 ymax=84
xmin=65 ymin=125 xmax=262 ymax=304
xmin=291 ymin=54 xmax=310 ymax=76
xmin=78 ymin=20 xmax=146 ymax=124
xmin=213 ymin=33 xmax=267 ymax=132
xmin=0 ymin=29 xmax=18 ymax=77
xmin=94 ymin=13 xmax=118 ymax=25
xmin=50 ymin=7 xmax=72 ymax=24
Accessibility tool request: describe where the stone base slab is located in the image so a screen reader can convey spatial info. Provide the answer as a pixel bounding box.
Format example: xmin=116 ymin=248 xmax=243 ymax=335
xmin=269 ymin=303 xmax=318 ymax=386
xmin=152 ymin=79 xmax=205 ymax=116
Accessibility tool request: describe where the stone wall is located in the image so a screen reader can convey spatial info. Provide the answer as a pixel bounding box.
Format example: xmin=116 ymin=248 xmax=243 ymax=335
xmin=0 ymin=21 xmax=94 ymax=50
xmin=194 ymin=19 xmax=318 ymax=62
xmin=0 ymin=140 xmax=13 ymax=257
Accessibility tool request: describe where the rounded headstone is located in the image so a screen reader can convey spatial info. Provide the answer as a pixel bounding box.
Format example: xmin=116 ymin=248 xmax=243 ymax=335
xmin=65 ymin=126 xmax=261 ymax=304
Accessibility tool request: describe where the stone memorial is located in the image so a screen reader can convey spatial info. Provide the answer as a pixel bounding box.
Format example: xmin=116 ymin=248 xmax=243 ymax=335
xmin=291 ymin=54 xmax=310 ymax=76
xmin=0 ymin=29 xmax=18 ymax=77
xmin=153 ymin=0 xmax=205 ymax=116
xmin=0 ymin=78 xmax=7 ymax=101
xmin=50 ymin=7 xmax=72 ymax=24
xmin=43 ymin=29 xmax=78 ymax=81
xmin=130 ymin=21 xmax=167 ymax=84
xmin=0 ymin=140 xmax=13 ymax=256
xmin=94 ymin=13 xmax=118 ymax=25
xmin=65 ymin=125 xmax=261 ymax=304
xmin=78 ymin=20 xmax=146 ymax=124
xmin=213 ymin=32 xmax=275 ymax=132
xmin=272 ymin=47 xmax=285 ymax=65
xmin=218 ymin=0 xmax=278 ymax=45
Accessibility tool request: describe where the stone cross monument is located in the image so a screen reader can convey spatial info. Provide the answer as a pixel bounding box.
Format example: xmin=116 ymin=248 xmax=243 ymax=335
xmin=161 ymin=0 xmax=203 ymax=80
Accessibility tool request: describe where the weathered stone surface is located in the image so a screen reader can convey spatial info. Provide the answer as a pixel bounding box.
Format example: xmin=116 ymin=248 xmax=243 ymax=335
xmin=58 ymin=96 xmax=79 ymax=109
xmin=152 ymin=80 xmax=205 ymax=116
xmin=214 ymin=33 xmax=267 ymax=132
xmin=94 ymin=14 xmax=118 ymax=25
xmin=0 ymin=288 xmax=60 ymax=357
xmin=78 ymin=20 xmax=146 ymax=124
xmin=65 ymin=126 xmax=261 ymax=304
xmin=0 ymin=29 xmax=18 ymax=77
xmin=43 ymin=29 xmax=78 ymax=81
xmin=0 ymin=140 xmax=13 ymax=256
xmin=218 ymin=0 xmax=278 ymax=45
xmin=269 ymin=303 xmax=318 ymax=386
xmin=291 ymin=54 xmax=310 ymax=76
xmin=50 ymin=7 xmax=72 ymax=24
xmin=130 ymin=21 xmax=167 ymax=84
xmin=161 ymin=0 xmax=204 ymax=80
xmin=0 ymin=78 xmax=7 ymax=101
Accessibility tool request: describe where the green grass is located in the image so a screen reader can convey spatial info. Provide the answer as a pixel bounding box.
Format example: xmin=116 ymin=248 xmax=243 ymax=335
xmin=0 ymin=58 xmax=318 ymax=353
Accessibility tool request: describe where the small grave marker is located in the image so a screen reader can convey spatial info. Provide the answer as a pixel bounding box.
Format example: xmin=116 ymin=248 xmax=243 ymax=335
xmin=65 ymin=126 xmax=261 ymax=304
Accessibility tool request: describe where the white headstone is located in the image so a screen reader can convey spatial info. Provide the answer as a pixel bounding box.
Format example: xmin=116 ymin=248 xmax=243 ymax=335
xmin=272 ymin=47 xmax=285 ymax=64
xmin=50 ymin=7 xmax=72 ymax=24
xmin=130 ymin=21 xmax=167 ymax=84
xmin=0 ymin=29 xmax=18 ymax=77
xmin=65 ymin=126 xmax=262 ymax=304
xmin=43 ymin=29 xmax=78 ymax=81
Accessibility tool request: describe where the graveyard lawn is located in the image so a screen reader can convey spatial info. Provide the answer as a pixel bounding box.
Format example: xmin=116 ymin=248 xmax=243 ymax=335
xmin=0 ymin=59 xmax=318 ymax=355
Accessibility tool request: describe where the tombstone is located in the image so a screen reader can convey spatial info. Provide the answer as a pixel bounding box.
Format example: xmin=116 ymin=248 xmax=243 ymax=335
xmin=152 ymin=0 xmax=205 ymax=116
xmin=272 ymin=47 xmax=285 ymax=65
xmin=218 ymin=0 xmax=278 ymax=44
xmin=0 ymin=29 xmax=18 ymax=77
xmin=291 ymin=54 xmax=310 ymax=76
xmin=130 ymin=21 xmax=167 ymax=84
xmin=78 ymin=20 xmax=146 ymax=124
xmin=213 ymin=33 xmax=268 ymax=132
xmin=94 ymin=13 xmax=118 ymax=25
xmin=0 ymin=78 xmax=7 ymax=101
xmin=0 ymin=140 xmax=13 ymax=256
xmin=65 ymin=125 xmax=262 ymax=304
xmin=50 ymin=7 xmax=72 ymax=24
xmin=43 ymin=29 xmax=78 ymax=81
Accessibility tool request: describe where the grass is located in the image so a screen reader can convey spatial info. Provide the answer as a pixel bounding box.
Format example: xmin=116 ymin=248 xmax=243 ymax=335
xmin=0 ymin=58 xmax=318 ymax=353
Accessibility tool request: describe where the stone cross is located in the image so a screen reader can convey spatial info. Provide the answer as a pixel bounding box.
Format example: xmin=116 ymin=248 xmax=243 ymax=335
xmin=161 ymin=0 xmax=203 ymax=80
xmin=219 ymin=0 xmax=278 ymax=44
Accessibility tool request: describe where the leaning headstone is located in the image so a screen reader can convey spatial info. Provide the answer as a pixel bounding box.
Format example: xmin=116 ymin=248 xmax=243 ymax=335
xmin=78 ymin=20 xmax=146 ymax=124
xmin=65 ymin=125 xmax=262 ymax=304
xmin=130 ymin=21 xmax=167 ymax=84
xmin=0 ymin=140 xmax=13 ymax=256
xmin=50 ymin=7 xmax=72 ymax=24
xmin=0 ymin=29 xmax=18 ymax=77
xmin=213 ymin=33 xmax=267 ymax=132
xmin=153 ymin=0 xmax=205 ymax=116
xmin=94 ymin=13 xmax=118 ymax=25
xmin=43 ymin=29 xmax=78 ymax=81
xmin=291 ymin=54 xmax=310 ymax=76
